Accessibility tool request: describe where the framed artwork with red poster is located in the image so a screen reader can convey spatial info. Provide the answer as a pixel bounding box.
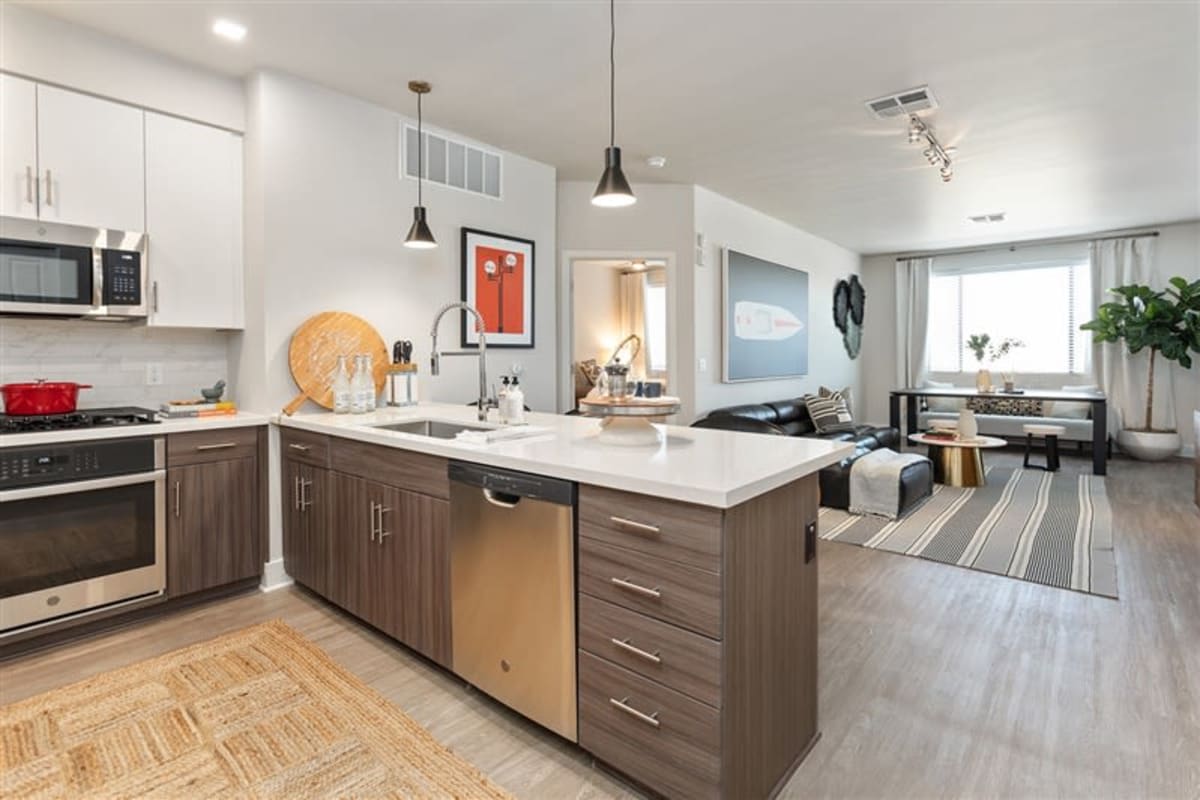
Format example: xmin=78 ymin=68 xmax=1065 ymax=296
xmin=460 ymin=227 xmax=535 ymax=348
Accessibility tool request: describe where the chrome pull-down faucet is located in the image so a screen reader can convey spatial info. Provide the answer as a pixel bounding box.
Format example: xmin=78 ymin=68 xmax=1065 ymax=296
xmin=430 ymin=301 xmax=493 ymax=421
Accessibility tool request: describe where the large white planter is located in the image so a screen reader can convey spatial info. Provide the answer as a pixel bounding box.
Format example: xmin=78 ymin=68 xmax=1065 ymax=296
xmin=1117 ymin=430 xmax=1181 ymax=461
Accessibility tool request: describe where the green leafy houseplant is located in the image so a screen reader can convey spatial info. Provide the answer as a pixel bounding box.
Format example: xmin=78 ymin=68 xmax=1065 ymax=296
xmin=966 ymin=333 xmax=991 ymax=364
xmin=1080 ymin=277 xmax=1200 ymax=431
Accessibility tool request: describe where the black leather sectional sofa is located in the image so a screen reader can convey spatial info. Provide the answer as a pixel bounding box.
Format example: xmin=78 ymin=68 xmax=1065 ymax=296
xmin=691 ymin=397 xmax=932 ymax=514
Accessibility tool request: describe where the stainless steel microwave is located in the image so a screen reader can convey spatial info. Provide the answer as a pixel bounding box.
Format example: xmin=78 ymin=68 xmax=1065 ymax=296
xmin=0 ymin=217 xmax=148 ymax=320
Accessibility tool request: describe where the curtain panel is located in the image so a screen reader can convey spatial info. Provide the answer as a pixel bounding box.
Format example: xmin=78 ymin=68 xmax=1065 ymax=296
xmin=895 ymin=257 xmax=932 ymax=389
xmin=1090 ymin=236 xmax=1172 ymax=434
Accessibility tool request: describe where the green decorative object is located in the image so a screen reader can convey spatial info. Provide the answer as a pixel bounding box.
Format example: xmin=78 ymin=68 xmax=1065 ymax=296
xmin=1081 ymin=276 xmax=1200 ymax=432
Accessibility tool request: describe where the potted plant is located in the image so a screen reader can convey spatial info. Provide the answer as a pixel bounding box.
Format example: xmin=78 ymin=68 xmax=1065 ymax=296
xmin=990 ymin=338 xmax=1025 ymax=391
xmin=966 ymin=333 xmax=993 ymax=392
xmin=1081 ymin=277 xmax=1200 ymax=460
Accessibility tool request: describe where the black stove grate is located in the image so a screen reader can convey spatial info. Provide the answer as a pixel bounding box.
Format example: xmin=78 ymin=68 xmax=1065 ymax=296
xmin=0 ymin=406 xmax=160 ymax=435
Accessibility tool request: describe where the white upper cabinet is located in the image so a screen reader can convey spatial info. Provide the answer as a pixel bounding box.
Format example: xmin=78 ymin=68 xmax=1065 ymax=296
xmin=1 ymin=75 xmax=39 ymax=221
xmin=145 ymin=112 xmax=244 ymax=329
xmin=36 ymin=84 xmax=145 ymax=232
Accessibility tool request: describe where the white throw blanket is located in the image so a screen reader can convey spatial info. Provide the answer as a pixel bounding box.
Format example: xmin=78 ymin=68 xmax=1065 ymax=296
xmin=848 ymin=449 xmax=930 ymax=519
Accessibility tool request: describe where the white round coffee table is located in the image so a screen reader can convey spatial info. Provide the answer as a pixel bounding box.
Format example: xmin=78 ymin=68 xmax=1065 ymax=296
xmin=909 ymin=433 xmax=1006 ymax=487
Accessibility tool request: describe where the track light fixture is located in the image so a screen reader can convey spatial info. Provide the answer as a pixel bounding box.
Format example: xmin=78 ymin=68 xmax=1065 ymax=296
xmin=907 ymin=113 xmax=954 ymax=183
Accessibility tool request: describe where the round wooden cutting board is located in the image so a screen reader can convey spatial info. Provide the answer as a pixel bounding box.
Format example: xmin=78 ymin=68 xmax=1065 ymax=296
xmin=283 ymin=311 xmax=388 ymax=415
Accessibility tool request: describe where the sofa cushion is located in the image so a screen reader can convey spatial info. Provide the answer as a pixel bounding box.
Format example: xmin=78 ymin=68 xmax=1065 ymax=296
xmin=804 ymin=392 xmax=854 ymax=434
xmin=919 ymin=379 xmax=962 ymax=412
xmin=1048 ymin=385 xmax=1098 ymax=419
xmin=765 ymin=399 xmax=817 ymax=436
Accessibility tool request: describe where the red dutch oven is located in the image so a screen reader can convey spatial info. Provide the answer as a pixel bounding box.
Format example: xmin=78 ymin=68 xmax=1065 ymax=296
xmin=1 ymin=380 xmax=94 ymax=416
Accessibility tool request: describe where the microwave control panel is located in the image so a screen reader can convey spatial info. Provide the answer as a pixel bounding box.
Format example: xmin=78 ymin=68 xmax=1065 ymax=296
xmin=101 ymin=249 xmax=142 ymax=306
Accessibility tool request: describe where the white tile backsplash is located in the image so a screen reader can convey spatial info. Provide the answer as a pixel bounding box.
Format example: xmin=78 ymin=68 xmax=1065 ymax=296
xmin=0 ymin=318 xmax=234 ymax=409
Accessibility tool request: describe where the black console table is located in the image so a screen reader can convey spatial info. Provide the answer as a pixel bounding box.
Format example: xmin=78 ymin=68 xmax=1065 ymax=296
xmin=889 ymin=387 xmax=1108 ymax=476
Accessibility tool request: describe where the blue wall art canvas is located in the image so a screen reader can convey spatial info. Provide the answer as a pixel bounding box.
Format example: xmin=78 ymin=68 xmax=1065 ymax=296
xmin=722 ymin=248 xmax=809 ymax=382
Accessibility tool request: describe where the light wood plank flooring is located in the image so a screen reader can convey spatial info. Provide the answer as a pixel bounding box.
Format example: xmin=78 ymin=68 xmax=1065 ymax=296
xmin=2 ymin=451 xmax=1197 ymax=798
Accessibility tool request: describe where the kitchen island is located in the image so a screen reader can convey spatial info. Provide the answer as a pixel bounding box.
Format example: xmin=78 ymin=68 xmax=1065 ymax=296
xmin=276 ymin=403 xmax=853 ymax=799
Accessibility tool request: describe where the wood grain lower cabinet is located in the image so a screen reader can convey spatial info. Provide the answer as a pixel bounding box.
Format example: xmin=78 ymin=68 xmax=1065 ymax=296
xmin=282 ymin=459 xmax=328 ymax=596
xmin=577 ymin=475 xmax=820 ymax=800
xmin=166 ymin=457 xmax=259 ymax=597
xmin=325 ymin=469 xmax=452 ymax=668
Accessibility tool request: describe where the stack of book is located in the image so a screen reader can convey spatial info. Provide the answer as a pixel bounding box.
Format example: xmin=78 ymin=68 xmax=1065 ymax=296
xmin=159 ymin=400 xmax=238 ymax=419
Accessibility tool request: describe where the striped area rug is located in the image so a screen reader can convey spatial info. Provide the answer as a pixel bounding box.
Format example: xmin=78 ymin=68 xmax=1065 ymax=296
xmin=820 ymin=467 xmax=1118 ymax=598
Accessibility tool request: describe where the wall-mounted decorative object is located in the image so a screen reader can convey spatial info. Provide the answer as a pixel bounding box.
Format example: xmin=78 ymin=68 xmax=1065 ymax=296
xmin=722 ymin=248 xmax=808 ymax=382
xmin=833 ymin=276 xmax=866 ymax=359
xmin=461 ymin=228 xmax=535 ymax=348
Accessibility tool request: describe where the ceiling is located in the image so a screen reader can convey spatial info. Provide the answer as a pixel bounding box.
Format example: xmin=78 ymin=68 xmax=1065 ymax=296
xmin=20 ymin=0 xmax=1200 ymax=254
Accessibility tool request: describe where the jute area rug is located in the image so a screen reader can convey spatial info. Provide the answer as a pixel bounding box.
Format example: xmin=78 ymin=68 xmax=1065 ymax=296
xmin=820 ymin=466 xmax=1118 ymax=598
xmin=0 ymin=620 xmax=512 ymax=799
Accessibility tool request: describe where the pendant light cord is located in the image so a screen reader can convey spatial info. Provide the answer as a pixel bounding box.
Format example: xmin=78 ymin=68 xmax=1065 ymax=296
xmin=417 ymin=91 xmax=424 ymax=206
xmin=608 ymin=0 xmax=615 ymax=148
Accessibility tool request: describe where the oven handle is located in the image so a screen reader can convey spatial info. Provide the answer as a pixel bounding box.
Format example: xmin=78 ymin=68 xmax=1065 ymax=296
xmin=0 ymin=470 xmax=165 ymax=502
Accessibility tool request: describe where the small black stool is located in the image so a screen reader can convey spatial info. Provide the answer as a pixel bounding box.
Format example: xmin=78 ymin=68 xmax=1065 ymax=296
xmin=1023 ymin=424 xmax=1065 ymax=471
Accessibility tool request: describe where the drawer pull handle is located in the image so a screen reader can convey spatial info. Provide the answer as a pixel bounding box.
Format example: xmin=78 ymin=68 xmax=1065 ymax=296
xmin=610 ymin=697 xmax=660 ymax=728
xmin=195 ymin=442 xmax=238 ymax=451
xmin=288 ymin=443 xmax=311 ymax=452
xmin=610 ymin=576 xmax=661 ymax=599
xmin=611 ymin=637 xmax=662 ymax=664
xmin=610 ymin=516 xmax=660 ymax=535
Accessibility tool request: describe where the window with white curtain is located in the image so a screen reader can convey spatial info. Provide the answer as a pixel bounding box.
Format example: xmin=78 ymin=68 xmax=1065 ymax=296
xmin=642 ymin=270 xmax=668 ymax=376
xmin=927 ymin=248 xmax=1092 ymax=375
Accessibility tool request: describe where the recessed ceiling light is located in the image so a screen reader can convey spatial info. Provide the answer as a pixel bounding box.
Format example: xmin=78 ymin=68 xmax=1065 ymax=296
xmin=212 ymin=19 xmax=247 ymax=42
xmin=646 ymin=156 xmax=667 ymax=168
xmin=968 ymin=212 xmax=1006 ymax=224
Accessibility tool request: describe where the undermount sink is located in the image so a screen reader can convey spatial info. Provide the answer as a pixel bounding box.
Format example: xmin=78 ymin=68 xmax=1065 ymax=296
xmin=370 ymin=419 xmax=494 ymax=439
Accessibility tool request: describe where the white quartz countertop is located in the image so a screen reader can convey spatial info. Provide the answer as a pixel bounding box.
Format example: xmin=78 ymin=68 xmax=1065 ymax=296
xmin=0 ymin=412 xmax=270 ymax=449
xmin=276 ymin=403 xmax=854 ymax=509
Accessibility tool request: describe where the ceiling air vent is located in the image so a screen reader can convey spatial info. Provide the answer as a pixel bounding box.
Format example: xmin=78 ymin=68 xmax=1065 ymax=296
xmin=968 ymin=212 xmax=1007 ymax=224
xmin=402 ymin=123 xmax=502 ymax=199
xmin=864 ymin=85 xmax=938 ymax=119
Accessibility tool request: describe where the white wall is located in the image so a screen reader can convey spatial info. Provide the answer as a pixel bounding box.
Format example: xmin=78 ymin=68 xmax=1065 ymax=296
xmin=692 ymin=186 xmax=863 ymax=418
xmin=0 ymin=5 xmax=244 ymax=131
xmin=0 ymin=319 xmax=232 ymax=408
xmin=860 ymin=220 xmax=1200 ymax=454
xmin=571 ymin=261 xmax=622 ymax=365
xmin=556 ymin=181 xmax=695 ymax=418
xmin=234 ymin=70 xmax=558 ymax=417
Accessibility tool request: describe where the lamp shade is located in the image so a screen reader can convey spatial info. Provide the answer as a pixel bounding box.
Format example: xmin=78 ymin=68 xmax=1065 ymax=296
xmin=591 ymin=147 xmax=636 ymax=207
xmin=403 ymin=206 xmax=437 ymax=249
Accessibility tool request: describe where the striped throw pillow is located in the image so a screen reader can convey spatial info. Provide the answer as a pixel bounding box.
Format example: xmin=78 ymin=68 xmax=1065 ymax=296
xmin=804 ymin=392 xmax=855 ymax=433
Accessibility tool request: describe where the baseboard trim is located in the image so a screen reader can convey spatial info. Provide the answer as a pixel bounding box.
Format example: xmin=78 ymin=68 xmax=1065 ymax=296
xmin=259 ymin=558 xmax=294 ymax=593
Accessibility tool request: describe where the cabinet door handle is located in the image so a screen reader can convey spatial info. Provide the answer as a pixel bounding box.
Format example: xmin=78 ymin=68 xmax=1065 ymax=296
xmin=610 ymin=576 xmax=661 ymax=599
xmin=288 ymin=443 xmax=311 ymax=452
xmin=300 ymin=478 xmax=312 ymax=510
xmin=610 ymin=516 xmax=660 ymax=536
xmin=173 ymin=480 xmax=181 ymax=517
xmin=152 ymin=280 xmax=159 ymax=313
xmin=25 ymin=165 xmax=34 ymax=204
xmin=293 ymin=475 xmax=300 ymax=511
xmin=611 ymin=637 xmax=662 ymax=664
xmin=194 ymin=442 xmax=237 ymax=451
xmin=376 ymin=506 xmax=392 ymax=544
xmin=368 ymin=501 xmax=378 ymax=541
xmin=43 ymin=169 xmax=52 ymax=206
xmin=609 ymin=697 xmax=660 ymax=728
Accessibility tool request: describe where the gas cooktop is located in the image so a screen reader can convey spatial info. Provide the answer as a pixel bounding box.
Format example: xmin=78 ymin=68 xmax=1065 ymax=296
xmin=0 ymin=406 xmax=160 ymax=435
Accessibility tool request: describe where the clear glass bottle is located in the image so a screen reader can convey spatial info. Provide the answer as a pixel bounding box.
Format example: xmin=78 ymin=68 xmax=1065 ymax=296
xmin=332 ymin=355 xmax=352 ymax=414
xmin=361 ymin=353 xmax=376 ymax=412
xmin=349 ymin=355 xmax=367 ymax=414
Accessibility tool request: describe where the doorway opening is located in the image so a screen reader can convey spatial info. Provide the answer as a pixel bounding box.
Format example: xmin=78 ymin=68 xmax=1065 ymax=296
xmin=565 ymin=257 xmax=672 ymax=412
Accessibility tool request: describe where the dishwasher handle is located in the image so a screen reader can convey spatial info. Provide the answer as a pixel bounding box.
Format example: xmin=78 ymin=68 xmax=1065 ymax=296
xmin=482 ymin=488 xmax=521 ymax=509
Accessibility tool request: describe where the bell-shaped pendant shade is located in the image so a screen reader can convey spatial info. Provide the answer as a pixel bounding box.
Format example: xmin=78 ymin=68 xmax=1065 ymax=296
xmin=404 ymin=206 xmax=437 ymax=249
xmin=591 ymin=146 xmax=636 ymax=207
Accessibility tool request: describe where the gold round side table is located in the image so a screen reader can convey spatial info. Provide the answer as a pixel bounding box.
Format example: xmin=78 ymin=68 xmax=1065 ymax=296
xmin=908 ymin=433 xmax=1007 ymax=487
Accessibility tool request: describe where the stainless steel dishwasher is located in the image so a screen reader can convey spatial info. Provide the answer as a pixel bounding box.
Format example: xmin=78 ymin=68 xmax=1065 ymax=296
xmin=448 ymin=461 xmax=578 ymax=741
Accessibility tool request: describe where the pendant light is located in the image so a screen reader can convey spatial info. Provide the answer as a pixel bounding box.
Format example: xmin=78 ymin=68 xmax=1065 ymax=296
xmin=591 ymin=0 xmax=636 ymax=207
xmin=404 ymin=80 xmax=437 ymax=249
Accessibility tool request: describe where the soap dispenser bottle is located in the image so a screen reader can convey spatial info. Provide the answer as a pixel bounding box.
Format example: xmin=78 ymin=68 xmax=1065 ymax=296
xmin=497 ymin=376 xmax=511 ymax=424
xmin=507 ymin=377 xmax=526 ymax=425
